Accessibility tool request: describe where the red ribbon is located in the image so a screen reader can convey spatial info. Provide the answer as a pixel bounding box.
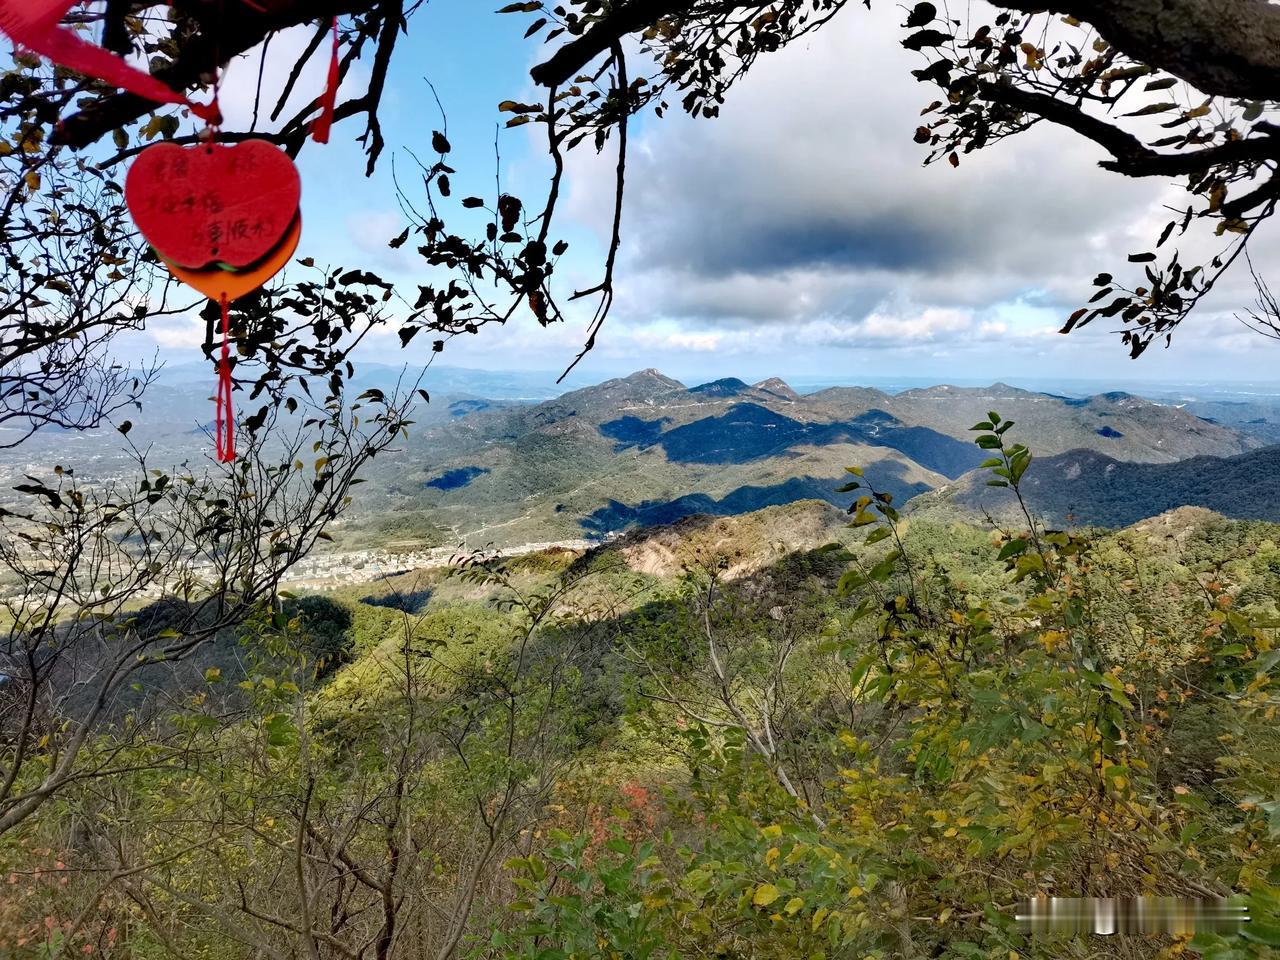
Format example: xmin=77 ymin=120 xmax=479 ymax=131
xmin=310 ymin=16 xmax=339 ymax=143
xmin=0 ymin=0 xmax=220 ymax=125
xmin=216 ymin=295 xmax=235 ymax=463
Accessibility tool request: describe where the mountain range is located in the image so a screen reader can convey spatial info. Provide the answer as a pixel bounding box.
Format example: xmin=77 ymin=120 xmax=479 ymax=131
xmin=4 ymin=365 xmax=1274 ymax=545
xmin=926 ymin=445 xmax=1280 ymax=527
xmin=353 ymin=370 xmax=1267 ymax=547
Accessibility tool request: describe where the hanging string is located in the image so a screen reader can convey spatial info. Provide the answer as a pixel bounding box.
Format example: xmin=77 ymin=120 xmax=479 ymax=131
xmin=310 ymin=16 xmax=339 ymax=143
xmin=203 ymin=2 xmax=237 ymax=464
xmin=215 ymin=294 xmax=235 ymax=463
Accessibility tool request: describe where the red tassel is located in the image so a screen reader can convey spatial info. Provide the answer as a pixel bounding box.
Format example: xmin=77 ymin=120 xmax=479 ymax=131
xmin=215 ymin=295 xmax=235 ymax=463
xmin=0 ymin=0 xmax=220 ymax=125
xmin=310 ymin=17 xmax=339 ymax=143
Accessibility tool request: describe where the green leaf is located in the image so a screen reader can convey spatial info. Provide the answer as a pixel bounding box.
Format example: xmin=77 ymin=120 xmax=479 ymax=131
xmin=1256 ymin=649 xmax=1280 ymax=674
xmin=850 ymin=509 xmax=877 ymax=527
xmin=997 ymin=539 xmax=1026 ymax=560
xmin=263 ymin=713 xmax=296 ymax=747
xmin=1124 ymin=102 xmax=1177 ymax=117
xmin=1241 ymin=922 xmax=1280 ymax=947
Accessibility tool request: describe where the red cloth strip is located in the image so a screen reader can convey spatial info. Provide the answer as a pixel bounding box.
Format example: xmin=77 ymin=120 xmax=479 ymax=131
xmin=310 ymin=16 xmax=339 ymax=143
xmin=216 ymin=295 xmax=235 ymax=463
xmin=0 ymin=0 xmax=220 ymax=124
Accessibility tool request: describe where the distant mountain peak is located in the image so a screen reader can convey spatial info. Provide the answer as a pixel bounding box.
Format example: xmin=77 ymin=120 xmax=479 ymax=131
xmin=753 ymin=377 xmax=800 ymax=401
xmin=555 ymin=369 xmax=685 ymax=411
xmin=902 ymin=382 xmax=1037 ymax=400
xmin=690 ymin=377 xmax=750 ymax=396
xmin=987 ymin=381 xmax=1037 ymax=395
xmin=626 ymin=368 xmax=683 ymax=386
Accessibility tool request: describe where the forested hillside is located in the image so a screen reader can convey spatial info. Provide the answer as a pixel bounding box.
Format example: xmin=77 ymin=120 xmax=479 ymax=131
xmin=929 ymin=445 xmax=1280 ymax=528
xmin=6 ymin=424 xmax=1279 ymax=959
xmin=5 ymin=0 xmax=1280 ymax=957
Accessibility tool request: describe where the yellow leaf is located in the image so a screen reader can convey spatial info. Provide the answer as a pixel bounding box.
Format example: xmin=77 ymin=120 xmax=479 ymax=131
xmin=1039 ymin=630 xmax=1066 ymax=652
xmin=785 ymin=843 xmax=810 ymax=864
xmin=784 ymin=897 xmax=804 ymax=916
xmin=753 ymin=883 xmax=780 ymax=907
xmin=761 ymin=824 xmax=782 ymax=840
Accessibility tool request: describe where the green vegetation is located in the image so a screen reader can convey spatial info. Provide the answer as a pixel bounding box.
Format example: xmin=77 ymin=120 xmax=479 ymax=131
xmin=2 ymin=423 xmax=1279 ymax=959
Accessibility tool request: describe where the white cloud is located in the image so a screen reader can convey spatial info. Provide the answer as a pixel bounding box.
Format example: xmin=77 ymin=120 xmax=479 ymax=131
xmin=554 ymin=0 xmax=1280 ymax=376
xmin=146 ymin=312 xmax=205 ymax=349
xmin=859 ymin=307 xmax=972 ymax=341
xmin=345 ymin=209 xmax=416 ymax=270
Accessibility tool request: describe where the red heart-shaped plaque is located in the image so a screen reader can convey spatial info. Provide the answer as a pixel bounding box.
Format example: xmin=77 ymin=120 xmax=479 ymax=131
xmin=125 ymin=139 xmax=301 ymax=270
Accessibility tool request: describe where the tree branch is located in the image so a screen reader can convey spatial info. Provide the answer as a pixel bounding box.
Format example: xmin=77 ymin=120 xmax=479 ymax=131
xmin=993 ymin=0 xmax=1280 ymax=101
xmin=51 ymin=0 xmax=380 ymax=149
xmin=532 ymin=0 xmax=1280 ymax=103
xmin=983 ymin=82 xmax=1280 ymax=177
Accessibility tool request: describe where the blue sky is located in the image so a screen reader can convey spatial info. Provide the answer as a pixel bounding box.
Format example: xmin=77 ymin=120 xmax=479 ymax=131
xmin=130 ymin=0 xmax=1280 ymax=392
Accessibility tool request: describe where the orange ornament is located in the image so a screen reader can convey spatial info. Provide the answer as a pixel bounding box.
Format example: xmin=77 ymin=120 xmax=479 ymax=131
xmin=161 ymin=214 xmax=301 ymax=300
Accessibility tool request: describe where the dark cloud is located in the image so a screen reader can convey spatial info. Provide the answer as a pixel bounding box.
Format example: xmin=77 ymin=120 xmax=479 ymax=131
xmin=566 ymin=1 xmax=1169 ymax=329
xmin=675 ymin=214 xmax=954 ymax=276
